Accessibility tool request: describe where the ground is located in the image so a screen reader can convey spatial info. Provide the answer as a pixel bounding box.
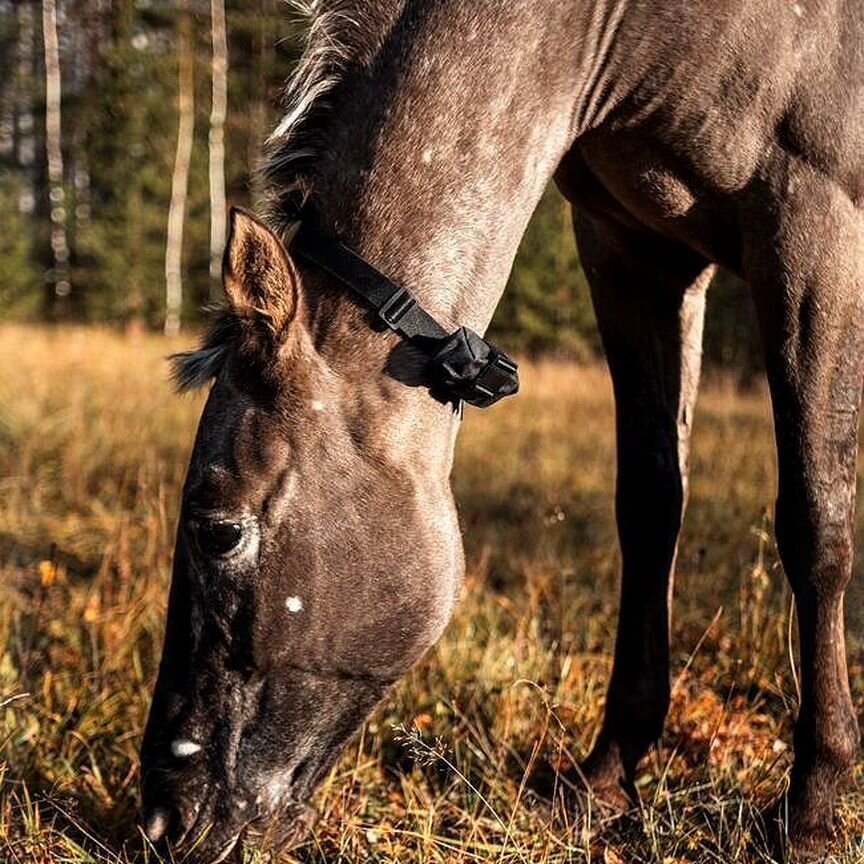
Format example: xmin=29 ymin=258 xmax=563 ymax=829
xmin=0 ymin=324 xmax=861 ymax=863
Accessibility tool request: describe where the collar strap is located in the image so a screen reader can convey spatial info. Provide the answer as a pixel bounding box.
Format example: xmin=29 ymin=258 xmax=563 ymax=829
xmin=290 ymin=221 xmax=519 ymax=409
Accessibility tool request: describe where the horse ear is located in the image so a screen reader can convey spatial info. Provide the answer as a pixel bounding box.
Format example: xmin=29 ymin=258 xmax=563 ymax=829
xmin=223 ymin=207 xmax=298 ymax=336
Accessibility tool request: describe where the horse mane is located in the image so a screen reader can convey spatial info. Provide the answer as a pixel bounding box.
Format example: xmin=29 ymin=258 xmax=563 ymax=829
xmin=259 ymin=0 xmax=390 ymax=233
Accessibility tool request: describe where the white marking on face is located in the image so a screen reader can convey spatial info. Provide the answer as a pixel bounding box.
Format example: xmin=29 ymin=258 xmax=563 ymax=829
xmin=285 ymin=596 xmax=304 ymax=614
xmin=256 ymin=769 xmax=294 ymax=811
xmin=171 ymin=739 xmax=203 ymax=758
xmin=144 ymin=808 xmax=170 ymax=842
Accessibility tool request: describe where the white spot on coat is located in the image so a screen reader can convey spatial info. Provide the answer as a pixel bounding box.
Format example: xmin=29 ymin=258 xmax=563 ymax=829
xmin=311 ymin=400 xmax=326 ymax=412
xmin=285 ymin=596 xmax=304 ymax=613
xmin=421 ymin=148 xmax=433 ymax=164
xmin=171 ymin=739 xmax=202 ymax=758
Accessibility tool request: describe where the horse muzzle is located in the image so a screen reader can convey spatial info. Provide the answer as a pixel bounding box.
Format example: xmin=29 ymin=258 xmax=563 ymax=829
xmin=141 ymin=767 xmax=318 ymax=863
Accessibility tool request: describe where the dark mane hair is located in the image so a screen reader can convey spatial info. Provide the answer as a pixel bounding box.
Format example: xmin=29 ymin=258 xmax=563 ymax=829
xmin=258 ymin=0 xmax=393 ymax=233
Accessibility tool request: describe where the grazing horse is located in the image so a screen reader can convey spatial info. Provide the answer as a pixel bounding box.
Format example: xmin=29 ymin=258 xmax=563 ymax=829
xmin=141 ymin=0 xmax=863 ymax=860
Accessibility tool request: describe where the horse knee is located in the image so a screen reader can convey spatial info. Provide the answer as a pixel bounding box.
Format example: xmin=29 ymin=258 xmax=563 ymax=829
xmin=617 ymin=448 xmax=684 ymax=549
xmin=774 ymin=488 xmax=854 ymax=598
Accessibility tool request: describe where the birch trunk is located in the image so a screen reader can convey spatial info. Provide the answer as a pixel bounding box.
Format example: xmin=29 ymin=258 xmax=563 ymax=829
xmin=16 ymin=2 xmax=36 ymax=215
xmin=71 ymin=6 xmax=92 ymax=240
xmin=0 ymin=30 xmax=14 ymax=160
xmin=165 ymin=5 xmax=195 ymax=337
xmin=42 ymin=0 xmax=71 ymax=305
xmin=208 ymin=0 xmax=228 ymax=298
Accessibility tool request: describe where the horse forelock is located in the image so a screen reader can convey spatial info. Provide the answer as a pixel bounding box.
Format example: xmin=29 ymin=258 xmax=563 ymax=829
xmin=170 ymin=310 xmax=241 ymax=393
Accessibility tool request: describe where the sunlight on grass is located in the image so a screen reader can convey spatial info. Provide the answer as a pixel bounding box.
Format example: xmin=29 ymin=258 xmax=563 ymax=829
xmin=0 ymin=325 xmax=861 ymax=863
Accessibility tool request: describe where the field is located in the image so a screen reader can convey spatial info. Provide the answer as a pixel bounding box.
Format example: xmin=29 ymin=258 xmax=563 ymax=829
xmin=0 ymin=324 xmax=861 ymax=863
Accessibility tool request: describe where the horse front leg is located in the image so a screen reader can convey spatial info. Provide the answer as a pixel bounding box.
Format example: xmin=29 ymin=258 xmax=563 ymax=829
xmin=748 ymin=184 xmax=863 ymax=859
xmin=572 ymin=211 xmax=714 ymax=811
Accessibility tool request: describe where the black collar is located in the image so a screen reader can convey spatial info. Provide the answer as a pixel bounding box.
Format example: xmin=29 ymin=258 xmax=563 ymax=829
xmin=290 ymin=221 xmax=519 ymax=409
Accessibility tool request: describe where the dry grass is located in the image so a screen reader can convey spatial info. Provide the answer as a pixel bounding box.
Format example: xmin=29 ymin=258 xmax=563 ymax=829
xmin=0 ymin=324 xmax=861 ymax=864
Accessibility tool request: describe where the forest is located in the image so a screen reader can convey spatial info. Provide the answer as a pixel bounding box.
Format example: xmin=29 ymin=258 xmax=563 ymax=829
xmin=0 ymin=0 xmax=762 ymax=371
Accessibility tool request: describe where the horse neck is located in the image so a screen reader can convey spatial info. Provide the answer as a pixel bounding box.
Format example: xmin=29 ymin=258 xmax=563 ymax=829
xmin=279 ymin=0 xmax=596 ymax=441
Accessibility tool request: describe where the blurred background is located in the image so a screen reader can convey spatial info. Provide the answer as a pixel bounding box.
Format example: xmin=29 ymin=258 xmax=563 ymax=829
xmin=0 ymin=0 xmax=763 ymax=372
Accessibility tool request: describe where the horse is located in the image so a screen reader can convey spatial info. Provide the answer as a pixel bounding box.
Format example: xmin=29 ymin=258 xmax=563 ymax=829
xmin=140 ymin=1 xmax=863 ymax=860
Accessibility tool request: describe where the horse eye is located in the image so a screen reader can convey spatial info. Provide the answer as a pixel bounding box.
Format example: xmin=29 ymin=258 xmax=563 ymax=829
xmin=194 ymin=520 xmax=243 ymax=557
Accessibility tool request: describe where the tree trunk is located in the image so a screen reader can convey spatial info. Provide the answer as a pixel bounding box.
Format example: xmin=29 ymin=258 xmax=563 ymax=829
xmin=165 ymin=5 xmax=195 ymax=337
xmin=16 ymin=2 xmax=36 ymax=216
xmin=0 ymin=28 xmax=15 ymax=161
xmin=208 ymin=0 xmax=228 ymax=299
xmin=42 ymin=0 xmax=71 ymax=309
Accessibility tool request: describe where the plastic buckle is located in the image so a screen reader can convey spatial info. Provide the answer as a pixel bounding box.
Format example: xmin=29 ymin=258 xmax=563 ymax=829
xmin=465 ymin=351 xmax=519 ymax=408
xmin=429 ymin=326 xmax=519 ymax=409
xmin=378 ymin=288 xmax=416 ymax=331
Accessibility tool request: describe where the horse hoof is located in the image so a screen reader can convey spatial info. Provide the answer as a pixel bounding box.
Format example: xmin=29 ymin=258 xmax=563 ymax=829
xmin=760 ymin=802 xmax=835 ymax=863
xmin=787 ymin=823 xmax=835 ymax=863
xmin=583 ymin=779 xmax=635 ymax=817
xmin=559 ymin=771 xmax=637 ymax=841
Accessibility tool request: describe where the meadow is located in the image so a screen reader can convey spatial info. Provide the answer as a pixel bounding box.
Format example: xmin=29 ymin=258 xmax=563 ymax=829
xmin=0 ymin=324 xmax=861 ymax=863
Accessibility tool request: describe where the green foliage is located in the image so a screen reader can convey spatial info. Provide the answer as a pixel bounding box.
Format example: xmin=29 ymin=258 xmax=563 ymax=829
xmin=493 ymin=185 xmax=600 ymax=360
xmin=704 ymin=269 xmax=764 ymax=379
xmin=0 ymin=173 xmax=40 ymax=315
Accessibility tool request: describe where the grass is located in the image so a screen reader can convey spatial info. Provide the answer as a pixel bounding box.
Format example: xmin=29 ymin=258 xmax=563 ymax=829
xmin=0 ymin=323 xmax=861 ymax=863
